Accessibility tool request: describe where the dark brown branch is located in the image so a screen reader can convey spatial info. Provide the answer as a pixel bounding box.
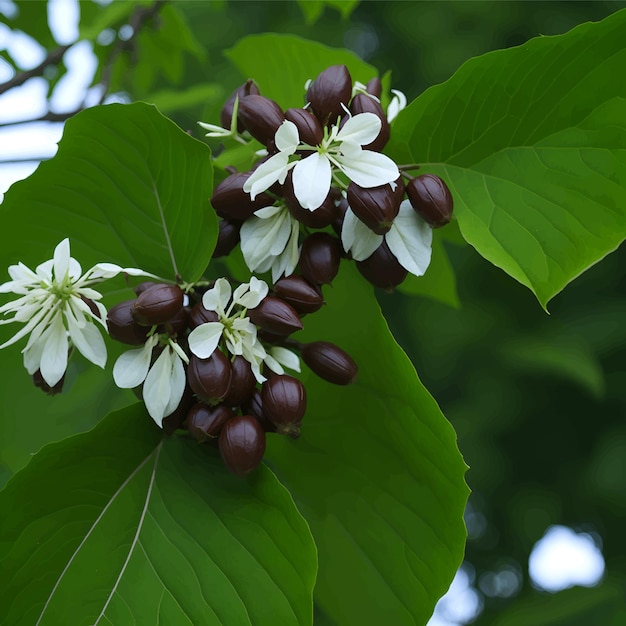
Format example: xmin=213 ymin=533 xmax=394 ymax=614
xmin=0 ymin=109 xmax=82 ymax=128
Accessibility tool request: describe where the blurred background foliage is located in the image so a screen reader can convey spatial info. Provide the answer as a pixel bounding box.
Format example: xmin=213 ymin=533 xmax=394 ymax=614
xmin=1 ymin=0 xmax=625 ymax=623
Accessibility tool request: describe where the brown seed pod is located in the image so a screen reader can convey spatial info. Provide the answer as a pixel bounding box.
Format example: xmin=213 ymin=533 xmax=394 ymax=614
xmin=211 ymin=172 xmax=274 ymax=221
xmin=219 ymin=414 xmax=266 ymax=476
xmin=188 ymin=302 xmax=219 ymax=330
xmin=272 ymin=275 xmax=324 ymax=315
xmin=284 ymin=107 xmax=323 ymax=146
xmin=350 ymin=93 xmax=390 ymax=152
xmin=356 ymin=240 xmax=407 ymax=289
xmin=261 ymin=374 xmax=306 ymax=437
xmin=32 ymin=369 xmax=65 ymax=395
xmin=237 ymin=95 xmax=285 ymax=145
xmin=220 ymin=79 xmax=261 ymax=133
xmin=299 ymin=232 xmax=341 ymax=285
xmin=365 ymin=77 xmax=382 ymax=98
xmin=213 ymin=219 xmax=242 ymax=258
xmin=224 ymin=356 xmax=256 ymax=407
xmin=158 ymin=305 xmax=189 ymax=338
xmin=243 ymin=389 xmax=276 ymax=433
xmin=283 ymin=172 xmax=338 ymax=227
xmin=132 ymin=284 xmax=184 ymax=326
xmin=405 ymin=174 xmax=454 ymax=228
xmin=187 ymin=351 xmax=232 ymax=405
xmin=107 ymin=299 xmax=152 ymax=345
xmin=187 ymin=402 xmax=233 ymax=442
xmin=248 ymin=296 xmax=303 ymax=336
xmin=347 ymin=177 xmax=404 ymax=235
xmin=162 ymin=387 xmax=195 ymax=436
xmin=331 ymin=195 xmax=349 ymax=237
xmin=302 ymin=341 xmax=358 ymax=385
xmin=306 ymin=64 xmax=352 ymax=126
xmin=133 ymin=281 xmax=160 ymax=296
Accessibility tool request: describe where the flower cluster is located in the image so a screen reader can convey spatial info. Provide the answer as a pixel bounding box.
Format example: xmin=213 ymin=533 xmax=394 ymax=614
xmin=204 ymin=64 xmax=454 ymax=290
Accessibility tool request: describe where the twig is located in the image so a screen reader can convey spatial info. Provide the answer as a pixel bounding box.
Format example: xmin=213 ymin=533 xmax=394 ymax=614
xmin=0 ymin=157 xmax=52 ymax=164
xmin=0 ymin=110 xmax=82 ymax=128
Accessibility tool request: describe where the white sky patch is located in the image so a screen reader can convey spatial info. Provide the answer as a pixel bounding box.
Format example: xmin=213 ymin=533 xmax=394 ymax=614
xmin=529 ymin=525 xmax=605 ymax=592
xmin=49 ymin=40 xmax=97 ymax=111
xmin=48 ymin=0 xmax=79 ymax=45
xmin=1 ymin=27 xmax=46 ymax=69
xmin=428 ymin=565 xmax=482 ymax=626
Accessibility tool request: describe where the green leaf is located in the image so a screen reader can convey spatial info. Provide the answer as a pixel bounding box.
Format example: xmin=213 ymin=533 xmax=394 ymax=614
xmin=297 ymin=0 xmax=360 ymax=23
xmin=397 ymin=231 xmax=460 ymax=308
xmin=146 ymin=83 xmax=225 ymax=114
xmin=78 ymin=0 xmax=142 ymax=42
xmin=225 ymin=34 xmax=382 ymax=109
xmin=388 ymin=10 xmax=626 ymax=308
xmin=0 ymin=102 xmax=216 ymax=282
xmin=0 ymin=405 xmax=317 ymax=626
xmin=266 ymin=263 xmax=469 ymax=626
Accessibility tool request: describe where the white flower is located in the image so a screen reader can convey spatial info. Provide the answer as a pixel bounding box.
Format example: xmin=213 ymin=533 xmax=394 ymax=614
xmin=113 ymin=334 xmax=189 ymax=428
xmin=0 ymin=238 xmax=149 ymax=387
xmin=387 ymin=89 xmax=407 ymax=123
xmin=341 ymin=199 xmax=433 ymax=277
xmin=240 ymin=203 xmax=300 ymax=282
xmin=243 ymin=113 xmax=399 ymax=211
xmin=188 ymin=277 xmax=272 ymax=382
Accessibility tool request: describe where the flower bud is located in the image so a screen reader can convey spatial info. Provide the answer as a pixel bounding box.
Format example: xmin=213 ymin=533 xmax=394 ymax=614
xmin=356 ymin=240 xmax=407 ymax=289
xmin=213 ymin=219 xmax=241 ymax=258
xmin=283 ymin=172 xmax=338 ymax=227
xmin=302 ymin=341 xmax=358 ymax=385
xmin=32 ymin=369 xmax=64 ymax=395
xmin=350 ymin=93 xmax=390 ymax=151
xmin=220 ymin=79 xmax=260 ymax=133
xmin=331 ymin=195 xmax=349 ymax=237
xmin=237 ymin=95 xmax=285 ymax=145
xmin=188 ymin=351 xmax=232 ymax=405
xmin=366 ymin=77 xmax=382 ymax=98
xmin=347 ymin=178 xmax=404 ymax=235
xmin=158 ymin=305 xmax=189 ymax=338
xmin=272 ymin=275 xmax=324 ymax=315
xmin=188 ymin=302 xmax=219 ymax=330
xmin=211 ymin=172 xmax=274 ymax=221
xmin=219 ymin=415 xmax=266 ymax=476
xmin=405 ymin=174 xmax=454 ymax=228
xmin=132 ymin=284 xmax=184 ymax=326
xmin=162 ymin=387 xmax=194 ymax=435
xmin=224 ymin=355 xmax=256 ymax=407
xmin=187 ymin=402 xmax=233 ymax=442
xmin=285 ymin=107 xmax=323 ymax=146
xmin=299 ymin=232 xmax=341 ymax=285
xmin=243 ymin=389 xmax=276 ymax=432
xmin=306 ymin=64 xmax=352 ymax=126
xmin=248 ymin=296 xmax=303 ymax=336
xmin=133 ymin=281 xmax=160 ymax=296
xmin=261 ymin=374 xmax=306 ymax=437
xmin=107 ymin=299 xmax=151 ymax=345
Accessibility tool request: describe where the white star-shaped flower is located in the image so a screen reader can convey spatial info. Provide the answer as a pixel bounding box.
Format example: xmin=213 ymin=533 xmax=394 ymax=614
xmin=0 ymin=238 xmax=150 ymax=387
xmin=341 ymin=200 xmax=433 ymax=277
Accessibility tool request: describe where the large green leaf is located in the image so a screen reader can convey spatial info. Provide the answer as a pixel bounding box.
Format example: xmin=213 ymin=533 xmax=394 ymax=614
xmin=225 ymin=34 xmax=383 ymax=109
xmin=266 ymin=263 xmax=469 ymax=626
xmin=0 ymin=102 xmax=216 ymax=283
xmin=0 ymin=405 xmax=317 ymax=625
xmin=388 ymin=9 xmax=626 ymax=308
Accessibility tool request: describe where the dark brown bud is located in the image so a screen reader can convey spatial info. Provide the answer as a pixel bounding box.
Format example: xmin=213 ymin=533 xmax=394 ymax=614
xmin=273 ymin=275 xmax=324 ymax=315
xmin=283 ymin=172 xmax=338 ymax=227
xmin=219 ymin=414 xmax=266 ymax=476
xmin=107 ymin=299 xmax=151 ymax=345
xmin=306 ymin=64 xmax=353 ymax=126
xmin=158 ymin=305 xmax=189 ymax=338
xmin=285 ymin=107 xmax=323 ymax=146
xmin=347 ymin=177 xmax=404 ymax=235
xmin=224 ymin=356 xmax=256 ymax=407
xmin=331 ymin=195 xmax=349 ymax=237
xmin=356 ymin=240 xmax=407 ymax=289
xmin=405 ymin=174 xmax=454 ymax=228
xmin=350 ymin=93 xmax=390 ymax=152
xmin=188 ymin=302 xmax=219 ymax=330
xmin=211 ymin=172 xmax=274 ymax=221
xmin=220 ymin=79 xmax=261 ymax=133
xmin=133 ymin=281 xmax=160 ymax=296
xmin=188 ymin=351 xmax=232 ymax=405
xmin=32 ymin=369 xmax=65 ymax=395
xmin=299 ymin=232 xmax=341 ymax=285
xmin=187 ymin=402 xmax=233 ymax=442
xmin=80 ymin=295 xmax=101 ymax=319
xmin=261 ymin=374 xmax=306 ymax=438
xmin=237 ymin=95 xmax=285 ymax=145
xmin=302 ymin=341 xmax=358 ymax=385
xmin=213 ymin=219 xmax=241 ymax=258
xmin=365 ymin=77 xmax=382 ymax=98
xmin=243 ymin=389 xmax=276 ymax=433
xmin=248 ymin=296 xmax=303 ymax=336
xmin=162 ymin=387 xmax=194 ymax=436
xmin=132 ymin=284 xmax=184 ymax=326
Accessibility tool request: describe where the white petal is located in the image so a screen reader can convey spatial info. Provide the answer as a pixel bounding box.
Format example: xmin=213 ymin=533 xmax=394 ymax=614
xmin=143 ymin=347 xmax=186 ymax=428
xmin=188 ymin=322 xmax=223 ymax=359
xmin=337 ymin=150 xmax=399 ymax=188
xmin=7 ymin=262 xmax=39 ymax=285
xmin=270 ymin=346 xmax=301 ymax=373
xmin=387 ymin=89 xmax=407 ymax=123
xmin=85 ymin=263 xmax=153 ymax=281
xmin=385 ymin=200 xmax=433 ymax=276
xmin=292 ymin=153 xmax=332 ymax=210
xmin=23 ymin=334 xmax=46 ymax=375
xmin=275 ymin=120 xmax=299 ymax=153
xmin=39 ymin=314 xmax=68 ymax=387
xmin=36 ymin=259 xmax=54 ymax=282
xmin=341 ymin=207 xmax=383 ymax=261
xmin=237 ymin=276 xmax=269 ymax=309
xmin=263 ymin=354 xmax=284 ymax=375
xmin=336 ymin=112 xmax=381 ymax=146
xmin=52 ymin=239 xmax=71 ymax=281
xmin=254 ymin=204 xmax=283 ymax=219
xmin=198 ymin=121 xmax=231 ymax=137
xmin=202 ymin=278 xmax=231 ymax=314
xmin=240 ymin=210 xmax=290 ymax=272
xmin=112 ymin=336 xmax=157 ymax=388
xmin=65 ymin=308 xmax=107 ymax=368
xmin=242 ymin=152 xmax=291 ymax=200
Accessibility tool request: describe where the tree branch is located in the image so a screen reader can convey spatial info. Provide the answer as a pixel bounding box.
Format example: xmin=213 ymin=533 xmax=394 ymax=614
xmin=0 ymin=109 xmax=82 ymax=128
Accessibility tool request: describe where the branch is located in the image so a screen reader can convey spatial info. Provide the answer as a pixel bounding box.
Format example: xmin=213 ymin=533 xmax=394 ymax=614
xmin=0 ymin=44 xmax=71 ymax=96
xmin=0 ymin=109 xmax=81 ymax=128
xmin=0 ymin=157 xmax=52 ymax=165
